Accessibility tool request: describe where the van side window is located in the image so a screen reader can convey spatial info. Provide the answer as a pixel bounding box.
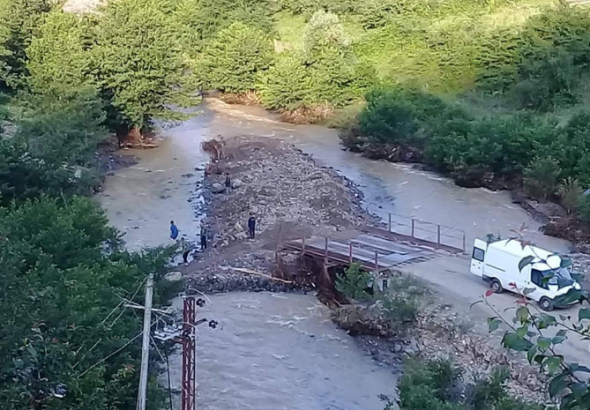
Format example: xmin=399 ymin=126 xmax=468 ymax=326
xmin=473 ymin=247 xmax=485 ymax=262
xmin=531 ymin=269 xmax=549 ymax=290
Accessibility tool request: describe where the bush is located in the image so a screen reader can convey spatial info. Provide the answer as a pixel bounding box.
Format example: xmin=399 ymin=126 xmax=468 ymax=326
xmin=523 ymin=157 xmax=561 ymax=201
xmin=200 ymin=22 xmax=274 ymax=93
xmin=359 ymin=88 xmax=468 ymax=148
xmin=335 ymin=262 xmax=372 ymax=300
xmin=398 ymin=358 xmax=549 ymax=410
xmin=559 ymin=178 xmax=583 ymax=214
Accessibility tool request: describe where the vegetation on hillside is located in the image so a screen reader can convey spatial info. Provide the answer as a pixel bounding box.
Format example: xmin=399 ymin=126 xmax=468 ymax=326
xmin=3 ymin=0 xmax=590 ymax=408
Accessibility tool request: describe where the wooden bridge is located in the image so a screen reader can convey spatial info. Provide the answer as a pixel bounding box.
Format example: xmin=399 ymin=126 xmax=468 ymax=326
xmin=280 ymin=213 xmax=465 ymax=273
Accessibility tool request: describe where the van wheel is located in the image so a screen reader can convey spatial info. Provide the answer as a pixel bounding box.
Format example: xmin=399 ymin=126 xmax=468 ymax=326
xmin=539 ymin=297 xmax=554 ymax=311
xmin=490 ymin=279 xmax=503 ymax=294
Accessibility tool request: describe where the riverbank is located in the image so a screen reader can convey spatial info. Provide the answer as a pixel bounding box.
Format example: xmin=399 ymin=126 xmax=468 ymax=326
xmin=178 ymin=134 xmax=552 ymax=406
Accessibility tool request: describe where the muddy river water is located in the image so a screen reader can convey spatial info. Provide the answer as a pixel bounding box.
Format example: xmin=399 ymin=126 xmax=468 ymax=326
xmin=98 ymin=99 xmax=571 ymax=409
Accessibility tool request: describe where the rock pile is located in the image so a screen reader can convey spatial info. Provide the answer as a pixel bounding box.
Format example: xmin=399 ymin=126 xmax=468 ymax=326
xmin=203 ymin=136 xmax=367 ymax=248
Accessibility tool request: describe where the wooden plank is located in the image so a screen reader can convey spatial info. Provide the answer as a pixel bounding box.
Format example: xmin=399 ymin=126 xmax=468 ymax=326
xmin=353 ymin=235 xmax=410 ymax=255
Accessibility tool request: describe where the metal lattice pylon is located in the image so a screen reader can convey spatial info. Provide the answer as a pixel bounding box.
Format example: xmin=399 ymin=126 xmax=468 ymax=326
xmin=181 ymin=296 xmax=196 ymax=410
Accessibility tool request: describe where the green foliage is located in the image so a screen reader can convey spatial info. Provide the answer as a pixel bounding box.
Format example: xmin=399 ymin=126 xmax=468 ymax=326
xmin=185 ymin=0 xmax=274 ymax=45
xmin=488 ymin=294 xmax=590 ymax=410
xmin=91 ymin=0 xmax=193 ymax=131
xmin=380 ymin=275 xmax=427 ymax=327
xmin=523 ymin=157 xmax=561 ymax=201
xmin=398 ymin=358 xmax=549 ymax=410
xmin=558 ymin=178 xmax=583 ymax=214
xmin=26 ymin=11 xmax=93 ymax=97
xmin=258 ymin=12 xmax=372 ymax=112
xmin=359 ymin=88 xmax=465 ymax=148
xmin=335 ymin=262 xmax=372 ymax=300
xmin=0 ymin=0 xmax=53 ymax=87
xmin=14 ymin=90 xmax=107 ymax=165
xmin=303 ymin=10 xmax=350 ymax=53
xmin=200 ymin=22 xmax=274 ymax=93
xmin=0 ymin=196 xmax=173 ymax=409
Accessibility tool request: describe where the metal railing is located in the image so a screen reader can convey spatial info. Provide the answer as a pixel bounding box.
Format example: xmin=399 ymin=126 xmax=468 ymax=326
xmin=379 ymin=212 xmax=466 ymax=251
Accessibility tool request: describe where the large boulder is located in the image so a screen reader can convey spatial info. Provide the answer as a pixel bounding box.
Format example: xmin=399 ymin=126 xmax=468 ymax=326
xmin=231 ymin=178 xmax=243 ymax=189
xmin=211 ymin=183 xmax=225 ymax=194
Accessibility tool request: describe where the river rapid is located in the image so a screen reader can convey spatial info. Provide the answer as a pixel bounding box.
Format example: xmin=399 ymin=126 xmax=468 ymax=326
xmin=98 ymin=99 xmax=571 ymax=409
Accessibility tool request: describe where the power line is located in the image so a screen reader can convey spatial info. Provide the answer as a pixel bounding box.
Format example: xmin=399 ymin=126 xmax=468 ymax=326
xmin=77 ymin=331 xmax=143 ymax=378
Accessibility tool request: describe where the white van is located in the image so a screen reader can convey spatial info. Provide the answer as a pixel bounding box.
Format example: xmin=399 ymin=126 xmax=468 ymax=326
xmin=471 ymin=239 xmax=581 ymax=310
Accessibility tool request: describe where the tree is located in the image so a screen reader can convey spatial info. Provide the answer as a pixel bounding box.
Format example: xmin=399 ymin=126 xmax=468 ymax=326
xmin=26 ymin=11 xmax=94 ymax=97
xmin=303 ymin=10 xmax=350 ymax=54
xmin=91 ymin=0 xmax=193 ymax=132
xmin=200 ymin=22 xmax=274 ymax=93
xmin=184 ymin=0 xmax=274 ymax=45
xmin=0 ymin=196 xmax=174 ymax=409
xmin=523 ymin=157 xmax=562 ymax=201
xmin=0 ymin=0 xmax=53 ymax=87
xmin=14 ymin=90 xmax=107 ymax=165
xmin=336 ymin=262 xmax=372 ymax=300
xmin=258 ymin=11 xmax=371 ymax=113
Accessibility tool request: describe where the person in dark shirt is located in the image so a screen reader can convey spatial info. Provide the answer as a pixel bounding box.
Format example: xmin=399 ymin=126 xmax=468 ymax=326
xmin=200 ymin=222 xmax=207 ymax=250
xmin=170 ymin=220 xmax=179 ymax=240
xmin=225 ymin=172 xmax=231 ymax=189
xmin=247 ymin=213 xmax=256 ymax=239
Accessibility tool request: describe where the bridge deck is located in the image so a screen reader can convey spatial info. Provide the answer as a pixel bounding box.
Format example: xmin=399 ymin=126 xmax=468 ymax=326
xmin=282 ymin=230 xmax=438 ymax=272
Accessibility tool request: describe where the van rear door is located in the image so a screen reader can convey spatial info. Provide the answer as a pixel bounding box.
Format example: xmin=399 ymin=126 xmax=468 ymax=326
xmin=471 ymin=239 xmax=487 ymax=277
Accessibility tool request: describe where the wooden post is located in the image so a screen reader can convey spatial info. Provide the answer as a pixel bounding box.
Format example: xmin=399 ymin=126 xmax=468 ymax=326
xmin=349 ymin=241 xmax=353 ymax=263
xmin=462 ymin=233 xmax=466 ymax=252
xmin=324 ymin=237 xmax=329 ymax=263
xmin=374 ymin=251 xmax=379 ymax=271
xmin=388 ymin=213 xmax=392 ymax=232
xmin=411 ymin=219 xmax=415 ymax=238
xmin=437 ymin=225 xmax=441 ymax=245
xmin=137 ymin=274 xmax=154 ymax=410
xmin=301 ymin=237 xmax=306 ymax=254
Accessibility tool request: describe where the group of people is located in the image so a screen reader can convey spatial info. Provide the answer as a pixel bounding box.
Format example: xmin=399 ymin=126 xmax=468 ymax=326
xmin=170 ymin=213 xmax=256 ymax=263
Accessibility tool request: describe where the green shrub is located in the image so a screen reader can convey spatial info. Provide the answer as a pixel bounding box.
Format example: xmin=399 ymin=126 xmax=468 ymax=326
xmin=200 ymin=22 xmax=274 ymax=93
xmin=335 ymin=262 xmax=372 ymax=300
xmin=559 ymin=178 xmax=583 ymax=214
xmin=359 ymin=88 xmax=462 ymax=148
xmin=523 ymin=157 xmax=562 ymax=200
xmin=398 ymin=359 xmax=549 ymax=410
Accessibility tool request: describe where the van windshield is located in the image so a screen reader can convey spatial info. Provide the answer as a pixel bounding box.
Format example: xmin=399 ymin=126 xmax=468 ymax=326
xmin=539 ymin=267 xmax=573 ymax=286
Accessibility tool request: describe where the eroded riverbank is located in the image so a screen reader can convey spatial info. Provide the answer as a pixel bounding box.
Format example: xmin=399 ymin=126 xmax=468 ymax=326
xmin=97 ymin=99 xmax=588 ymax=409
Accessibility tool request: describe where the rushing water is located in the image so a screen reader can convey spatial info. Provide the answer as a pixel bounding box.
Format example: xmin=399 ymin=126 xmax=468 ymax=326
xmin=167 ymin=292 xmax=398 ymax=410
xmin=98 ymin=98 xmax=572 ymax=410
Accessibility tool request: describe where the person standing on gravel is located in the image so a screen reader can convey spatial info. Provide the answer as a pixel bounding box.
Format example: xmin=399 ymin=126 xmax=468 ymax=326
xmin=225 ymin=172 xmax=231 ymax=189
xmin=180 ymin=237 xmax=191 ymax=264
xmin=248 ymin=213 xmax=256 ymax=239
xmin=200 ymin=221 xmax=208 ymax=250
xmin=170 ymin=220 xmax=179 ymax=240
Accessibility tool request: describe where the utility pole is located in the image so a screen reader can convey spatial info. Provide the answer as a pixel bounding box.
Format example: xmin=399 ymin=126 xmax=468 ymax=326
xmin=136 ymin=273 xmax=154 ymax=410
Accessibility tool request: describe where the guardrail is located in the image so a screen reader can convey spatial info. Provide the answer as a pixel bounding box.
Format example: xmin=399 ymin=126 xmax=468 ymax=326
xmin=377 ymin=212 xmax=466 ymax=252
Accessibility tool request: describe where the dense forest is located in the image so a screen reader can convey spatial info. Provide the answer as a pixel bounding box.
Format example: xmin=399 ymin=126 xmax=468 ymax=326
xmin=2 ymin=0 xmax=590 ymax=409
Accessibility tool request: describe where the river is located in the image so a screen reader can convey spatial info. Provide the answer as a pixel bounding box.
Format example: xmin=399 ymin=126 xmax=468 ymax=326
xmin=98 ymin=98 xmax=571 ymax=410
